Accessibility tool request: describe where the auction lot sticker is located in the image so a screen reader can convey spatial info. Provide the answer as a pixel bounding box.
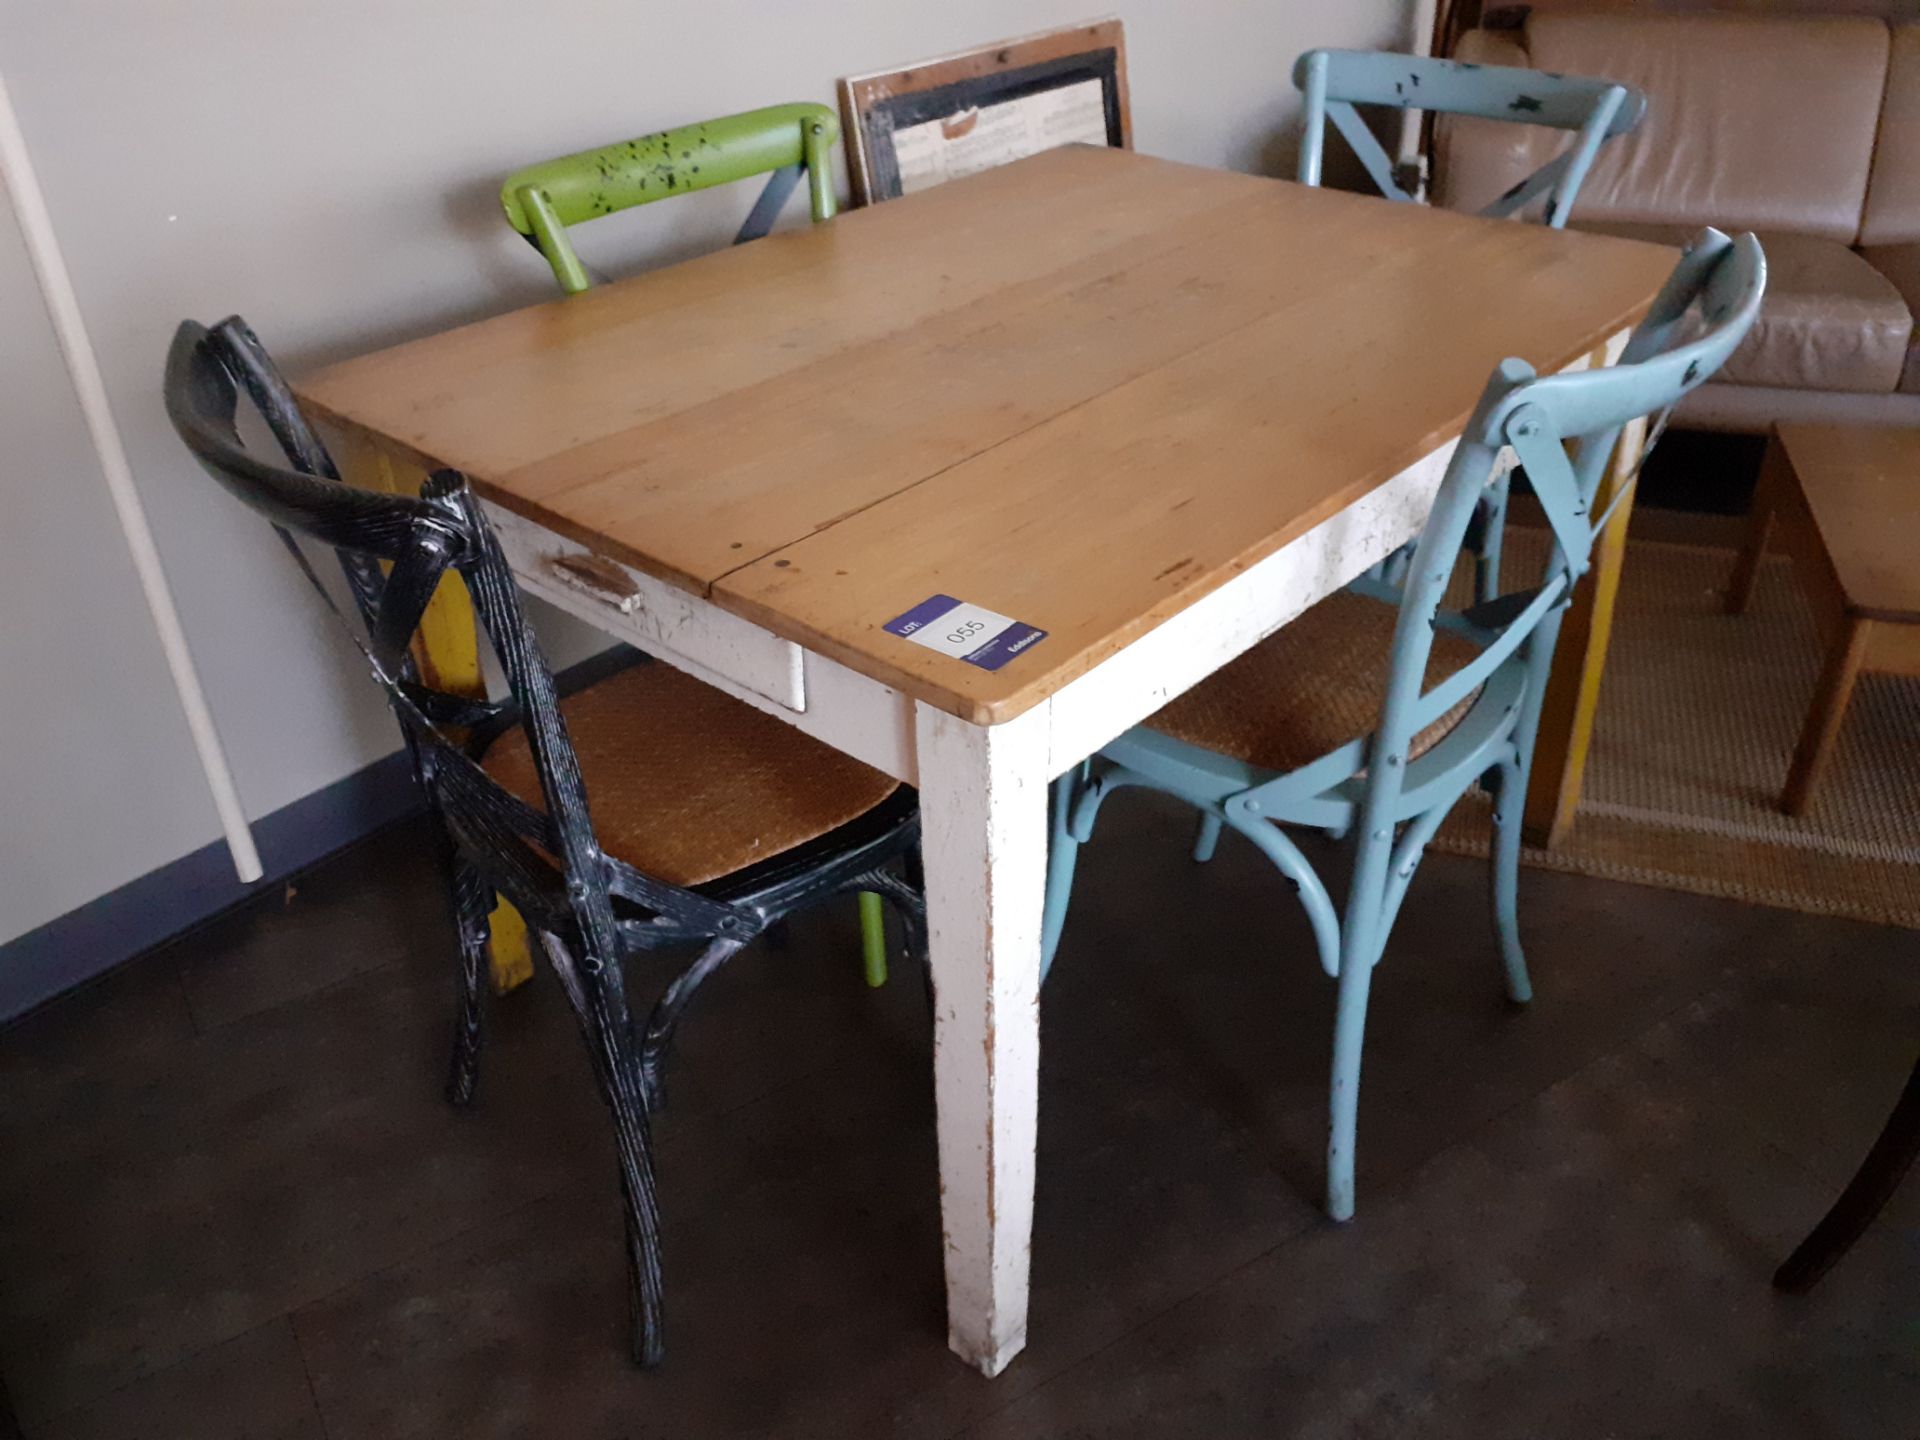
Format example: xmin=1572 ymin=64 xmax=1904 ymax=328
xmin=882 ymin=594 xmax=1048 ymax=672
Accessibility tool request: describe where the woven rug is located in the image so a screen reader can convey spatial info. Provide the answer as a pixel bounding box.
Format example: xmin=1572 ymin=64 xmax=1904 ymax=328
xmin=1433 ymin=528 xmax=1920 ymax=929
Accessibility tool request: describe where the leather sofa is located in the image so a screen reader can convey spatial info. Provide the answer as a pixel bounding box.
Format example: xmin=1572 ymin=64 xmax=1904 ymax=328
xmin=1435 ymin=11 xmax=1920 ymax=430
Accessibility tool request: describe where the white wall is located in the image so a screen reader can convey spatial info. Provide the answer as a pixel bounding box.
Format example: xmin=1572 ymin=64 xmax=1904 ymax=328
xmin=0 ymin=188 xmax=224 ymax=940
xmin=0 ymin=0 xmax=1409 ymax=947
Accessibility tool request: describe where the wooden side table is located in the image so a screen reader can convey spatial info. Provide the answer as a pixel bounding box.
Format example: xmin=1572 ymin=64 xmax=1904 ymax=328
xmin=1726 ymin=425 xmax=1920 ymax=816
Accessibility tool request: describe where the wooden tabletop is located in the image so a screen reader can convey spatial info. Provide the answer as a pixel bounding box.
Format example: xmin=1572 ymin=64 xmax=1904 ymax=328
xmin=298 ymin=146 xmax=1676 ymax=723
xmin=1774 ymin=424 xmax=1920 ymax=625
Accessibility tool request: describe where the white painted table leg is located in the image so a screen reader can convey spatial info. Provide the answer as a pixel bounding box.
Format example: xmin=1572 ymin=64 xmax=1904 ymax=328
xmin=915 ymin=699 xmax=1051 ymax=1377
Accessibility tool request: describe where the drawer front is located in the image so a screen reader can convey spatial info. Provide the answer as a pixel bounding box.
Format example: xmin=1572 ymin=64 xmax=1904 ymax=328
xmin=485 ymin=503 xmax=806 ymax=711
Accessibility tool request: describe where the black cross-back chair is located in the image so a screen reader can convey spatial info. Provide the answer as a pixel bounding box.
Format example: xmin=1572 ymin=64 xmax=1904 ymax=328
xmin=163 ymin=317 xmax=926 ymax=1367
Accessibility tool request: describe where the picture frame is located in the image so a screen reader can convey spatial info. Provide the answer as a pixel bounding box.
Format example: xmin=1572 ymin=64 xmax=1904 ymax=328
xmin=839 ymin=19 xmax=1132 ymax=206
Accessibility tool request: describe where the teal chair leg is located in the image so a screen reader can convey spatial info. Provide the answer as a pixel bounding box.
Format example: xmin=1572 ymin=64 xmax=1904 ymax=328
xmin=1483 ymin=612 xmax=1561 ymax=1008
xmin=1191 ymin=813 xmax=1224 ymax=863
xmin=1328 ymin=819 xmax=1396 ymax=1222
xmin=859 ymin=891 xmax=888 ymax=988
xmin=1487 ymin=758 xmax=1533 ymax=1004
xmin=1326 ymin=934 xmax=1380 ymax=1224
xmin=1040 ymin=771 xmax=1085 ymax=983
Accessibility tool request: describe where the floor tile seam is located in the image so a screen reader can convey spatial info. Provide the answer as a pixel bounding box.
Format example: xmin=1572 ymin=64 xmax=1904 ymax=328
xmin=1640 ymin=955 xmax=1885 ymax=1189
xmin=13 ymin=1176 xmax=544 ymax=1430
xmin=2 ymin=1314 xmax=301 ymax=1437
xmin=181 ymin=941 xmax=420 ymax=1044
xmin=7 ymin=1018 xmax=898 ymax=1422
xmin=294 ymin=1316 xmax=335 ymax=1440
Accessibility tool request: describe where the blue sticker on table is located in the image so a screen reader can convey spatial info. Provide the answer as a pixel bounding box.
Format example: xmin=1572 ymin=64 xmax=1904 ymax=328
xmin=883 ymin=594 xmax=1048 ymax=672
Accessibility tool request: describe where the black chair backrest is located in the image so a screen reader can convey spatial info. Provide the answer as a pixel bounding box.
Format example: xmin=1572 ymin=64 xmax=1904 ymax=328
xmin=164 ymin=318 xmax=739 ymax=950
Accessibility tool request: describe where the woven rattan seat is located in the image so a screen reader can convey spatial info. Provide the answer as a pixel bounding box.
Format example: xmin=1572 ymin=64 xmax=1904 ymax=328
xmin=1146 ymin=589 xmax=1485 ymax=773
xmin=482 ymin=662 xmax=902 ymax=887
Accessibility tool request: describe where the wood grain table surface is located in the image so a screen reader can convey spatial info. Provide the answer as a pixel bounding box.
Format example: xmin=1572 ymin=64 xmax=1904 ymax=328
xmin=298 ymin=145 xmax=1676 ymax=724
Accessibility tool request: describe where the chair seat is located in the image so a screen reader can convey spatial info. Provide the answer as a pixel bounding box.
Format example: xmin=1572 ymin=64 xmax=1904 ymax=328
xmin=1145 ymin=589 xmax=1485 ymax=774
xmin=481 ymin=662 xmax=901 ymax=887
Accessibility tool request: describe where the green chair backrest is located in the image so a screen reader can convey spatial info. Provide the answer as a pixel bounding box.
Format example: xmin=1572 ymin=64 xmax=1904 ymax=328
xmin=500 ymin=102 xmax=840 ymax=295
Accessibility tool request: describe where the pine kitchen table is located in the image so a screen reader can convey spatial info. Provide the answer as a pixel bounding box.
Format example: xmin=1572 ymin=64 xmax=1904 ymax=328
xmin=296 ymin=145 xmax=1674 ymax=1377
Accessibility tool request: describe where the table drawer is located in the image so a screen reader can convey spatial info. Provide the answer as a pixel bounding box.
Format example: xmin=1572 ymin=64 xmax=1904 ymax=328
xmin=484 ymin=502 xmax=806 ymax=711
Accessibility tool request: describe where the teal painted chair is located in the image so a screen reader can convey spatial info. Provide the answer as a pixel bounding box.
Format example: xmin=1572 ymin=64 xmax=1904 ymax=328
xmin=1292 ymin=48 xmax=1645 ymax=230
xmin=1291 ymin=49 xmax=1649 ymax=677
xmin=1041 ymin=229 xmax=1766 ymax=1221
xmin=500 ymin=101 xmax=840 ymax=295
xmin=500 ymin=102 xmax=893 ymax=985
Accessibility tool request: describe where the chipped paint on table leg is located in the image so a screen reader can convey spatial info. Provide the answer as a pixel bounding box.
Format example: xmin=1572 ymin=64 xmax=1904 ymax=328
xmin=915 ymin=699 xmax=1050 ymax=1377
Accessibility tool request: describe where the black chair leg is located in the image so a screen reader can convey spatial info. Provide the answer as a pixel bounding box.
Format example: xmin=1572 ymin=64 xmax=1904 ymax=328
xmin=1775 ymin=1050 xmax=1920 ymax=1294
xmin=445 ymin=859 xmax=491 ymax=1107
xmin=544 ymin=930 xmax=669 ymax=1368
xmin=640 ymin=937 xmax=748 ymax=1110
xmin=602 ymin=1039 xmax=667 ymax=1368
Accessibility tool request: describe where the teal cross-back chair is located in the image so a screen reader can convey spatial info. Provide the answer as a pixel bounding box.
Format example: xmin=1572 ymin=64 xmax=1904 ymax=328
xmin=1290 ymin=48 xmax=1649 ymax=681
xmin=1041 ymin=229 xmax=1766 ymax=1222
xmin=500 ymin=101 xmax=840 ymax=295
xmin=498 ymin=102 xmax=894 ymax=986
xmin=1293 ymin=48 xmax=1645 ymax=230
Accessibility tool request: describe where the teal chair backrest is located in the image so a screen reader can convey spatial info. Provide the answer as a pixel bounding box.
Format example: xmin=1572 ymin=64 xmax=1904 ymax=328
xmin=500 ymin=101 xmax=840 ymax=295
xmin=1354 ymin=230 xmax=1765 ymax=825
xmin=1292 ymin=48 xmax=1645 ymax=228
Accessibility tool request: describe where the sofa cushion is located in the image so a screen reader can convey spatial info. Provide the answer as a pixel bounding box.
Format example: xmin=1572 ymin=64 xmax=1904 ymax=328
xmin=1862 ymin=24 xmax=1920 ymax=246
xmin=1576 ymin=223 xmax=1911 ymax=393
xmin=1503 ymin=15 xmax=1888 ymax=242
xmin=1859 ymin=243 xmax=1920 ymax=393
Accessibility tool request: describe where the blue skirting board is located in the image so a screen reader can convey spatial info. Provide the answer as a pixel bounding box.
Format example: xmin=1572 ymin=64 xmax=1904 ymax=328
xmin=0 ymin=645 xmax=644 ymax=1026
xmin=0 ymin=749 xmax=424 ymax=1025
xmin=0 ymin=645 xmax=650 ymax=1025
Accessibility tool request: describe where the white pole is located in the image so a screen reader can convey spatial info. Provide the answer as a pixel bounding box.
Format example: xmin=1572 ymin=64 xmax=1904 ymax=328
xmin=1400 ymin=0 xmax=1441 ymax=193
xmin=0 ymin=67 xmax=263 ymax=883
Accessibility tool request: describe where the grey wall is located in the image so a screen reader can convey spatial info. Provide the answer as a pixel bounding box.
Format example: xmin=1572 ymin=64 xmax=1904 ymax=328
xmin=0 ymin=188 xmax=223 ymax=940
xmin=0 ymin=0 xmax=1410 ymax=948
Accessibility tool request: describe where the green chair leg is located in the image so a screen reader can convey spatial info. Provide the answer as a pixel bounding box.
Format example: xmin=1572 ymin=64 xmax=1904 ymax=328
xmin=859 ymin=890 xmax=888 ymax=988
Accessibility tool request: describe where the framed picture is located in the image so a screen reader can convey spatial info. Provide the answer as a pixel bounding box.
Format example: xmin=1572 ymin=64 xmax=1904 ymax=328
xmin=839 ymin=19 xmax=1132 ymax=205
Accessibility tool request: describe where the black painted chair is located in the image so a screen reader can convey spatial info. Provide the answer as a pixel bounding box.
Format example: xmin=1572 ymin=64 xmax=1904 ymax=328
xmin=163 ymin=317 xmax=926 ymax=1367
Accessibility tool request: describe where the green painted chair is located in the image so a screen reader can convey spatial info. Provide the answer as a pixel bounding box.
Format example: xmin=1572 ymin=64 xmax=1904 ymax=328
xmin=1041 ymin=230 xmax=1766 ymax=1222
xmin=500 ymin=101 xmax=840 ymax=295
xmin=500 ymin=102 xmax=892 ymax=986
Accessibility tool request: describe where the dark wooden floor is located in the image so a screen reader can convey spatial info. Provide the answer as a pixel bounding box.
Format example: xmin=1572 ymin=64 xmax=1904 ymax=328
xmin=2 ymin=791 xmax=1916 ymax=1438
